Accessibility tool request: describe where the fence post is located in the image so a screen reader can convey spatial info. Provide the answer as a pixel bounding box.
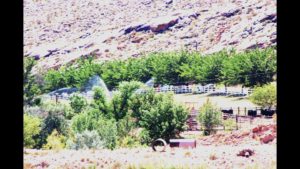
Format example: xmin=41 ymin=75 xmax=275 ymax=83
xmin=238 ymin=107 xmax=240 ymax=116
xmin=55 ymin=94 xmax=58 ymax=104
xmin=236 ymin=115 xmax=238 ymax=130
xmin=245 ymin=107 xmax=247 ymax=116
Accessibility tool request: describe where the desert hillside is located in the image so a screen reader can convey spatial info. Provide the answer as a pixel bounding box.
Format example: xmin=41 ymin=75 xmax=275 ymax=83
xmin=24 ymin=0 xmax=276 ymax=71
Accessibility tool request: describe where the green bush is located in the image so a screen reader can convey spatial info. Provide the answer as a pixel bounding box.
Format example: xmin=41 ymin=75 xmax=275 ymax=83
xmin=66 ymin=130 xmax=104 ymax=150
xmin=24 ymin=114 xmax=42 ymax=148
xmin=250 ymin=83 xmax=276 ymax=109
xmin=71 ymin=108 xmax=102 ymax=133
xmin=137 ymin=129 xmax=152 ymax=145
xmin=43 ymin=129 xmax=66 ymax=150
xmin=71 ymin=108 xmax=118 ymax=149
xmin=117 ymin=136 xmax=141 ymax=148
xmin=197 ymin=99 xmax=222 ymax=135
xmin=116 ymin=114 xmax=136 ymax=138
xmin=223 ymin=119 xmax=236 ymax=131
xmin=70 ymin=93 xmax=87 ymax=114
xmin=96 ymin=117 xmax=118 ymax=149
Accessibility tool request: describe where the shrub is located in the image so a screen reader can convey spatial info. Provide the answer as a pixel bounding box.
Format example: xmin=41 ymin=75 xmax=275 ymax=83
xmin=35 ymin=112 xmax=68 ymax=148
xmin=249 ymin=83 xmax=276 ymax=109
xmin=66 ymin=130 xmax=104 ymax=150
xmin=71 ymin=108 xmax=118 ymax=149
xmin=24 ymin=114 xmax=42 ymax=148
xmin=24 ymin=105 xmax=47 ymax=118
xmin=42 ymin=101 xmax=74 ymax=119
xmin=70 ymin=93 xmax=87 ymax=114
xmin=43 ymin=129 xmax=66 ymax=150
xmin=116 ymin=114 xmax=136 ymax=138
xmin=138 ymin=92 xmax=188 ymax=143
xmin=137 ymin=129 xmax=151 ymax=145
xmin=96 ymin=117 xmax=118 ymax=150
xmin=117 ymin=136 xmax=141 ymax=148
xmin=71 ymin=108 xmax=102 ymax=133
xmin=223 ymin=119 xmax=236 ymax=131
xmin=197 ymin=99 xmax=222 ymax=135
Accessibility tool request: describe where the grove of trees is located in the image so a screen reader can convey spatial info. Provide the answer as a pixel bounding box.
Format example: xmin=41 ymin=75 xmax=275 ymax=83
xmin=24 ymin=47 xmax=276 ymax=94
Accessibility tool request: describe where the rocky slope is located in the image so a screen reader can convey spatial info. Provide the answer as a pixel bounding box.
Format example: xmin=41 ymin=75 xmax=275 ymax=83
xmin=24 ymin=0 xmax=276 ymax=72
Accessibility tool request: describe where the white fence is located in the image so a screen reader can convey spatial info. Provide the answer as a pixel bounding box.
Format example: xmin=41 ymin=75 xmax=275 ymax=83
xmin=155 ymin=84 xmax=254 ymax=96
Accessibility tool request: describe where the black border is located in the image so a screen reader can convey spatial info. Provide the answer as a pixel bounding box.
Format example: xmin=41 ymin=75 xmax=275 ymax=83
xmin=1 ymin=0 xmax=23 ymax=168
xmin=277 ymin=0 xmax=298 ymax=168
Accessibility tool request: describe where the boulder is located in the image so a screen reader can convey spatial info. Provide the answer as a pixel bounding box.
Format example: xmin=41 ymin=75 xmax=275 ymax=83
xmin=222 ymin=9 xmax=241 ymax=18
xmin=260 ymin=14 xmax=276 ymax=23
xmin=164 ymin=0 xmax=173 ymax=5
xmin=141 ymin=0 xmax=152 ymax=5
xmin=237 ymin=149 xmax=254 ymax=157
xmin=149 ymin=16 xmax=179 ymax=33
xmin=261 ymin=134 xmax=275 ymax=144
xmin=122 ymin=11 xmax=199 ymax=34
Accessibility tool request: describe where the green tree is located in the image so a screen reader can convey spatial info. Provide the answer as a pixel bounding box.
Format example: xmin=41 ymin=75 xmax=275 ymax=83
xmin=130 ymin=88 xmax=157 ymax=125
xmin=44 ymin=68 xmax=67 ymax=91
xmin=24 ymin=57 xmax=41 ymax=106
xmin=91 ymin=87 xmax=111 ymax=118
xmin=44 ymin=57 xmax=100 ymax=91
xmin=126 ymin=57 xmax=152 ymax=83
xmin=24 ymin=114 xmax=42 ymax=148
xmin=200 ymin=51 xmax=228 ymax=84
xmin=179 ymin=52 xmax=204 ymax=83
xmin=222 ymin=48 xmax=276 ymax=87
xmin=101 ymin=60 xmax=128 ymax=90
xmin=197 ymin=99 xmax=222 ymax=135
xmin=249 ymin=83 xmax=276 ymax=109
xmin=149 ymin=51 xmax=189 ymax=84
xmin=110 ymin=81 xmax=143 ymax=121
xmin=138 ymin=92 xmax=188 ymax=143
